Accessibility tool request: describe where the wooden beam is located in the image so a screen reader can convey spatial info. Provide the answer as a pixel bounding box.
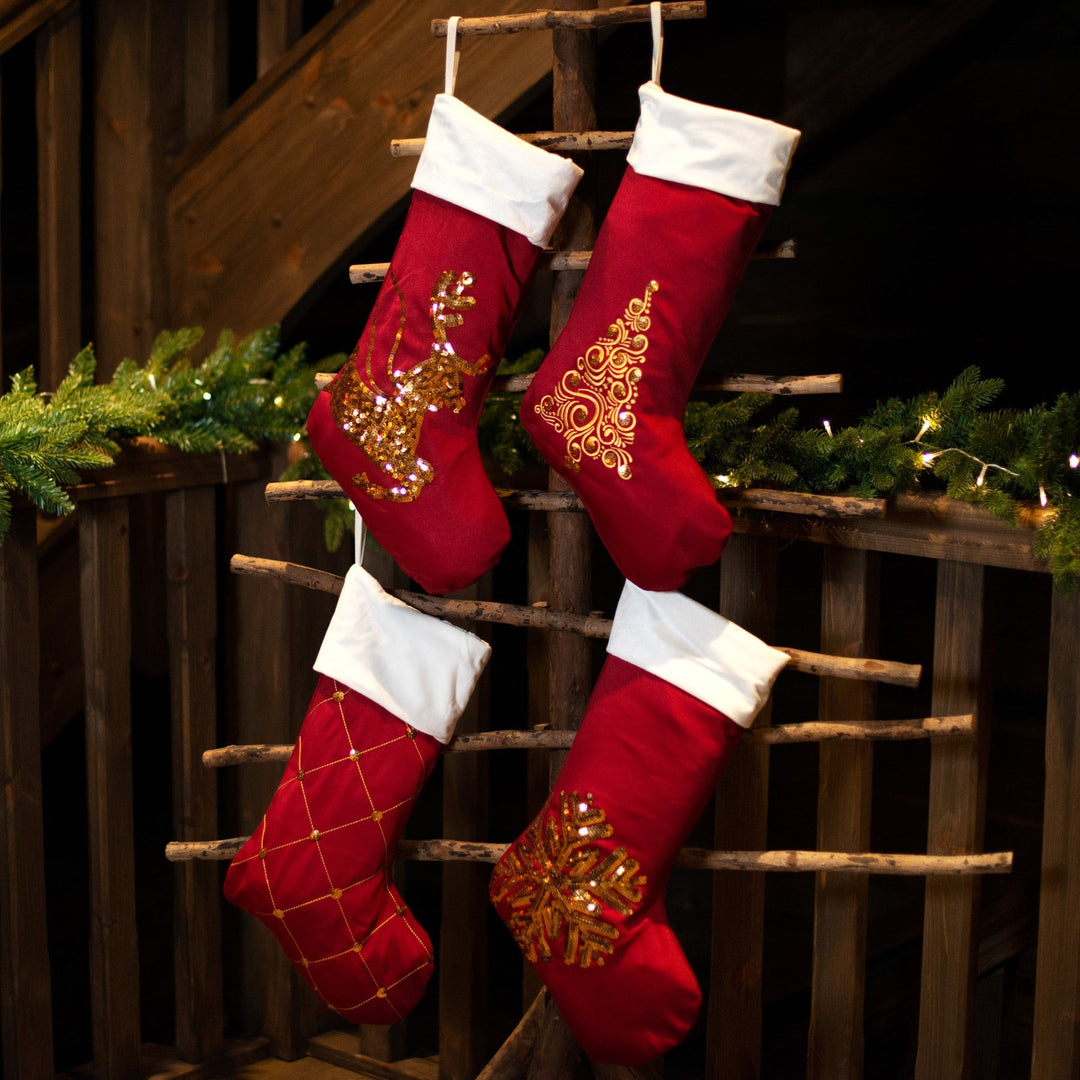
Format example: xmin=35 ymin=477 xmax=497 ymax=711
xmin=915 ymin=561 xmax=990 ymax=1079
xmin=257 ymin=0 xmax=303 ymax=76
xmin=166 ymin=486 xmax=224 ymax=1060
xmin=168 ymin=0 xmax=596 ymax=349
xmin=431 ymin=1 xmax=706 ymax=36
xmin=1031 ymin=583 xmax=1080 ymax=1078
xmin=707 ymin=534 xmax=777 ymax=1078
xmin=35 ymin=0 xmax=81 ymax=391
xmin=808 ymin=547 xmax=879 ymax=1079
xmin=0 ymin=509 xmax=55 ymax=1080
xmin=80 ymin=498 xmax=142 ymax=1078
xmin=94 ymin=0 xmax=183 ymax=374
xmin=184 ymin=0 xmax=229 ymax=142
xmin=0 ymin=0 xmax=74 ymax=55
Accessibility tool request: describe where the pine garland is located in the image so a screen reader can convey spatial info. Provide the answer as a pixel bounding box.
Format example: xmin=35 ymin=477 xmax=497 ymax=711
xmin=4 ymin=333 xmax=1078 ymax=587
xmin=0 ymin=326 xmax=337 ymax=542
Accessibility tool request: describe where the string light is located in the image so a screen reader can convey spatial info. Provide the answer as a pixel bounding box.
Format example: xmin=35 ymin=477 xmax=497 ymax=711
xmin=822 ymin=419 xmax=833 ymax=438
xmin=915 ymin=417 xmax=933 ymax=441
xmin=714 ymin=474 xmax=733 ymax=487
xmin=1040 ymin=486 xmax=1048 ymax=508
xmin=1070 ymin=453 xmax=1079 ymax=469
xmin=976 ymin=464 xmax=988 ymax=487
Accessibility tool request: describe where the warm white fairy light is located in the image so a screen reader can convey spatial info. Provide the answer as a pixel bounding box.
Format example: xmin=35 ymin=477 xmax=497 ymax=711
xmin=1070 ymin=453 xmax=1079 ymax=469
xmin=916 ymin=417 xmax=933 ymax=441
xmin=976 ymin=464 xmax=988 ymax=487
xmin=823 ymin=419 xmax=833 ymax=438
xmin=1040 ymin=486 xmax=1048 ymax=507
xmin=714 ymin=474 xmax=732 ymax=487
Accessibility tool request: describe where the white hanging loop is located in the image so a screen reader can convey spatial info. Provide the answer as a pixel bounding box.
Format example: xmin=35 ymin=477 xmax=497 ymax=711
xmin=445 ymin=16 xmax=461 ymax=96
xmin=650 ymin=2 xmax=664 ymax=86
xmin=354 ymin=509 xmax=367 ymax=567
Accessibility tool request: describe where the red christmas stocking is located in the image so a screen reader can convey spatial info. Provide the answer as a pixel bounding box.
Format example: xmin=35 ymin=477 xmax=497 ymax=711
xmin=225 ymin=564 xmax=490 ymax=1024
xmin=522 ymin=70 xmax=800 ymax=591
xmin=307 ymin=36 xmax=583 ymax=595
xmin=490 ymin=582 xmax=788 ymax=1064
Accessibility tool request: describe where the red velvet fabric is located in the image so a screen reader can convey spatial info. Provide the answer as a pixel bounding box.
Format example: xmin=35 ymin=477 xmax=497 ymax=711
xmin=522 ymin=166 xmax=772 ymax=591
xmin=308 ymin=190 xmax=543 ymax=595
xmin=490 ymin=655 xmax=744 ymax=1064
xmin=225 ymin=675 xmax=442 ymax=1025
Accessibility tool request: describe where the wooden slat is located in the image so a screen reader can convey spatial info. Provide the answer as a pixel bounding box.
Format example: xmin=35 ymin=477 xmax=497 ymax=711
xmin=257 ymin=0 xmax=304 ymax=76
xmin=80 ymin=498 xmax=141 ymax=1078
xmin=166 ymin=486 xmax=224 ymax=1060
xmin=439 ymin=576 xmax=492 ymax=1080
xmin=307 ymin=1029 xmax=438 ymax=1080
xmin=729 ymin=495 xmax=1051 ymax=574
xmin=94 ymin=1 xmax=183 ymax=374
xmin=915 ymin=561 xmax=990 ymax=1079
xmin=0 ymin=0 xmax=73 ymax=55
xmin=1030 ymin=583 xmax=1080 ymax=1078
xmin=35 ymin=0 xmax=81 ymax=391
xmin=184 ymin=0 xmax=229 ymax=141
xmin=168 ymin=0 xmax=598 ymax=350
xmin=707 ymin=534 xmax=778 ymax=1078
xmin=808 ymin=547 xmax=879 ymax=1079
xmin=227 ymin=454 xmax=327 ymax=1056
xmin=0 ymin=509 xmax=55 ymax=1080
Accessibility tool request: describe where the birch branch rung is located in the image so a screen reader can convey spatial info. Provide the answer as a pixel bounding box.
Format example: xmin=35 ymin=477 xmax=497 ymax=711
xmin=199 ymin=715 xmax=975 ymax=767
xmin=431 ymin=2 xmax=708 ymax=37
xmin=227 ymin=554 xmax=921 ymax=685
xmin=264 ymin=478 xmax=877 ymax=520
xmin=164 ymin=837 xmax=1013 ymax=876
xmin=349 ymin=239 xmax=796 ymax=282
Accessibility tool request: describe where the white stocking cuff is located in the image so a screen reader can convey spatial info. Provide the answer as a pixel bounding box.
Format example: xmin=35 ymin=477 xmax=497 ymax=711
xmin=627 ymin=81 xmax=800 ymax=206
xmin=314 ymin=565 xmax=491 ymax=744
xmin=607 ymin=581 xmax=788 ymax=728
xmin=411 ymin=94 xmax=584 ymax=248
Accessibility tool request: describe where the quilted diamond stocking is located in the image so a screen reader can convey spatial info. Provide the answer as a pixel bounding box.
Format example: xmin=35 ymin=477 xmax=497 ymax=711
xmin=307 ymin=72 xmax=582 ymax=595
xmin=225 ymin=565 xmax=489 ymax=1024
xmin=521 ymin=78 xmax=800 ymax=591
xmin=490 ymin=583 xmax=788 ymax=1064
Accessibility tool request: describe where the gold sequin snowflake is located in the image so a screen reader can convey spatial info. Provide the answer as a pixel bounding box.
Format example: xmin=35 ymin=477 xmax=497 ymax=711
xmin=491 ymin=791 xmax=646 ymax=968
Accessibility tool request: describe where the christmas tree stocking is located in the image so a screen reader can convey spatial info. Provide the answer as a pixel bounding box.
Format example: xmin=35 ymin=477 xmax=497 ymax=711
xmin=225 ymin=564 xmax=490 ymax=1025
xmin=307 ymin=22 xmax=583 ymax=595
xmin=490 ymin=582 xmax=788 ymax=1064
xmin=521 ymin=22 xmax=800 ymax=591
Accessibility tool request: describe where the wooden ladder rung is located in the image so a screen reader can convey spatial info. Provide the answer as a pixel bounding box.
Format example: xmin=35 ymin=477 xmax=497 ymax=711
xmin=164 ymin=836 xmax=1012 ymax=877
xmin=199 ymin=715 xmax=975 ymax=768
xmin=227 ymin=553 xmax=920 ymax=685
xmin=349 ymin=239 xmax=796 ymax=283
xmin=430 ymin=2 xmax=708 ymax=37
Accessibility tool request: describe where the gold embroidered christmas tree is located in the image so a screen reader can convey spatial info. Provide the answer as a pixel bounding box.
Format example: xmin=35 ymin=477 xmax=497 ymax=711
xmin=489 ymin=791 xmax=646 ymax=968
xmin=330 ymin=269 xmax=491 ymax=501
xmin=534 ymin=280 xmax=658 ymax=480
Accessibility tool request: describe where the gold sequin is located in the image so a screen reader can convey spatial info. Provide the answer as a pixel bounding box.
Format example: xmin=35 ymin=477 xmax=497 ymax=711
xmin=490 ymin=791 xmax=646 ymax=968
xmin=404 ymin=725 xmax=416 ymax=739
xmin=376 ymin=987 xmax=388 ymax=999
xmin=535 ymin=282 xmax=658 ymax=480
xmin=273 ymin=909 xmax=285 ymax=920
xmin=332 ymin=690 xmax=345 ymax=702
xmin=371 ymin=810 xmax=383 ymax=822
xmin=331 ymin=888 xmax=343 ymax=900
xmin=329 ymin=269 xmax=492 ymax=502
xmin=310 ymin=830 xmax=321 ymax=842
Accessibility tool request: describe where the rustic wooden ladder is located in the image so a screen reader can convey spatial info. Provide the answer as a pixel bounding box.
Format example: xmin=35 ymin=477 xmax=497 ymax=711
xmin=164 ymin=4 xmax=1018 ymax=1078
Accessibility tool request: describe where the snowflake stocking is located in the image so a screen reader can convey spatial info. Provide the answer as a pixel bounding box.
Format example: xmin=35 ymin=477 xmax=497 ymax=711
xmin=225 ymin=564 xmax=489 ymax=1024
xmin=490 ymin=582 xmax=787 ymax=1064
xmin=307 ymin=25 xmax=583 ymax=595
xmin=521 ymin=23 xmax=800 ymax=591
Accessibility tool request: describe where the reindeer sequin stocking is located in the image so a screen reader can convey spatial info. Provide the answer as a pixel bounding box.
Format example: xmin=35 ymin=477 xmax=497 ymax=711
xmin=307 ymin=25 xmax=582 ymax=594
xmin=225 ymin=565 xmax=490 ymax=1025
xmin=490 ymin=583 xmax=788 ymax=1064
xmin=521 ymin=12 xmax=800 ymax=591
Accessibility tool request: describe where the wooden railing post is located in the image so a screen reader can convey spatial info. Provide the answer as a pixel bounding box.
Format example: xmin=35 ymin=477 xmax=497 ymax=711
xmin=80 ymin=497 xmax=142 ymax=1079
xmin=1030 ymin=582 xmax=1080 ymax=1078
xmin=808 ymin=547 xmax=880 ymax=1079
xmin=0 ymin=507 xmax=55 ymax=1080
xmin=915 ymin=560 xmax=989 ymax=1079
xmin=166 ymin=485 xmax=225 ymax=1060
xmin=708 ymin=533 xmax=779 ymax=1078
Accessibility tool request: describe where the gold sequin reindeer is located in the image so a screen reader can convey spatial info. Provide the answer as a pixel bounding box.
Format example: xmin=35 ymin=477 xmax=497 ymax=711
xmin=330 ymin=269 xmax=491 ymax=501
